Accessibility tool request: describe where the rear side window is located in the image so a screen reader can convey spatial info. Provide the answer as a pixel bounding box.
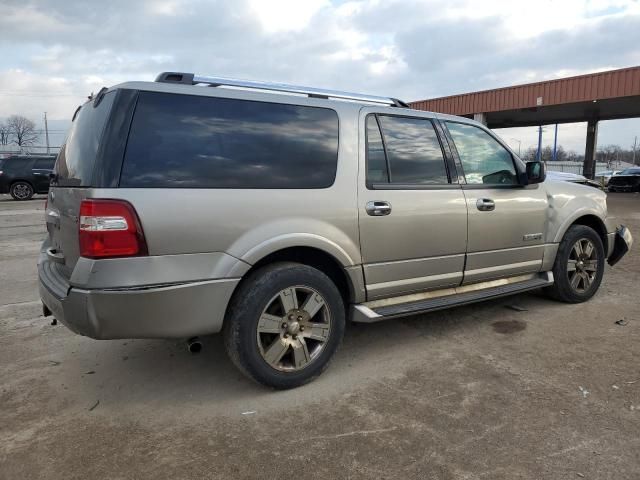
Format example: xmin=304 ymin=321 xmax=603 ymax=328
xmin=366 ymin=114 xmax=449 ymax=186
xmin=120 ymin=92 xmax=339 ymax=189
xmin=55 ymin=92 xmax=116 ymax=186
xmin=34 ymin=158 xmax=55 ymax=169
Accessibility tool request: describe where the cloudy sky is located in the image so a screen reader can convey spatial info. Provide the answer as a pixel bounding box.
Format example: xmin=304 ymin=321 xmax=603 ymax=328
xmin=1 ymin=0 xmax=639 ymax=153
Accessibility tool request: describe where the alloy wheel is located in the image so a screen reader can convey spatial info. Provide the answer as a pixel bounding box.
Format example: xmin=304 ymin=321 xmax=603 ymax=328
xmin=256 ymin=286 xmax=331 ymax=372
xmin=567 ymin=238 xmax=598 ymax=293
xmin=12 ymin=183 xmax=32 ymax=200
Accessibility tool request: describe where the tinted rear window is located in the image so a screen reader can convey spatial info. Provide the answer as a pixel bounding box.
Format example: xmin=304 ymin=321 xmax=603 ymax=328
xmin=120 ymin=92 xmax=339 ymax=189
xmin=3 ymin=157 xmax=34 ymax=172
xmin=34 ymin=158 xmax=55 ymax=169
xmin=54 ymin=92 xmax=116 ymax=186
xmin=377 ymin=115 xmax=449 ymax=185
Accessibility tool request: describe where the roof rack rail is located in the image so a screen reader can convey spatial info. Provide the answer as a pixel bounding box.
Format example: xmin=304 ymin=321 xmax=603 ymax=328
xmin=155 ymin=72 xmax=409 ymax=108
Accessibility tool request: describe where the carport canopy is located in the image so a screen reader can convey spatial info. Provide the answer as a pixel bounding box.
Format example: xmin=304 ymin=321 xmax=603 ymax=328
xmin=410 ymin=66 xmax=640 ymax=177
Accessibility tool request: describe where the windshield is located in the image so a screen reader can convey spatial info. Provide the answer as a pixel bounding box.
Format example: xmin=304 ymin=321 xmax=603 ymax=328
xmin=620 ymin=168 xmax=640 ymax=175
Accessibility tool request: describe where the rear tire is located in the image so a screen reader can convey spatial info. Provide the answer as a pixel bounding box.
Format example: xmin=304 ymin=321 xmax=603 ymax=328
xmin=223 ymin=262 xmax=345 ymax=389
xmin=545 ymin=225 xmax=605 ymax=303
xmin=10 ymin=181 xmax=34 ymax=201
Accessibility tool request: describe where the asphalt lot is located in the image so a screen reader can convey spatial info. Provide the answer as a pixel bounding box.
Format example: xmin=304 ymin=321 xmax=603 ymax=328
xmin=1 ymin=193 xmax=639 ymax=479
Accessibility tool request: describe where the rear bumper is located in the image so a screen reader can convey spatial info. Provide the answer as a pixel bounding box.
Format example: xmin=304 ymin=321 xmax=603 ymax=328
xmin=607 ymin=225 xmax=633 ymax=267
xmin=38 ymin=254 xmax=240 ymax=339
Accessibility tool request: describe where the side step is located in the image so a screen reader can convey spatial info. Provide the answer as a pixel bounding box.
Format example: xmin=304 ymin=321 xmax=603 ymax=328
xmin=353 ymin=272 xmax=553 ymax=323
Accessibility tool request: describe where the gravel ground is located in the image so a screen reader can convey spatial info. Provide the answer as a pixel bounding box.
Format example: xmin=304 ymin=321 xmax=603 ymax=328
xmin=0 ymin=193 xmax=638 ymax=480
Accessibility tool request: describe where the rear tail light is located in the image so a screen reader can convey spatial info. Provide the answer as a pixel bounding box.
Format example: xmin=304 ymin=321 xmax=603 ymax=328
xmin=79 ymin=199 xmax=147 ymax=258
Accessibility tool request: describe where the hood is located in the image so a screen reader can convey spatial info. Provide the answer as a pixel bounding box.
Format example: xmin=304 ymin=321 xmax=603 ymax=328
xmin=546 ymin=170 xmax=588 ymax=183
xmin=544 ymin=176 xmax=608 ymax=213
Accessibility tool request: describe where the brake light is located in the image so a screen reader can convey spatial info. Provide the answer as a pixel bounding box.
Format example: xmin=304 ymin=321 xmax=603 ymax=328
xmin=79 ymin=199 xmax=147 ymax=258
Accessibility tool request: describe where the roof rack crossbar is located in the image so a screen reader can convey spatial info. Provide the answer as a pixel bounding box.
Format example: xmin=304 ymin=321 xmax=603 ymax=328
xmin=155 ymin=72 xmax=408 ymax=107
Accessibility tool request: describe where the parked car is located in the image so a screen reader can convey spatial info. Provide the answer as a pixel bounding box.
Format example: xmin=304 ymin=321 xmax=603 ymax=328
xmin=607 ymin=167 xmax=640 ymax=192
xmin=546 ymin=170 xmax=602 ymax=188
xmin=0 ymin=155 xmax=56 ymax=200
xmin=39 ymin=72 xmax=632 ymax=389
xmin=594 ymin=169 xmax=620 ymax=187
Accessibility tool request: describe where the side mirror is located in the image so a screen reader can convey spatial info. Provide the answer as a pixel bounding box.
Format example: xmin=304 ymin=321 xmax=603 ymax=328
xmin=525 ymin=161 xmax=546 ymax=185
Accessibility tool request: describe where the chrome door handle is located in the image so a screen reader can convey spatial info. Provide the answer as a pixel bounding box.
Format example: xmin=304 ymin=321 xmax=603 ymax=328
xmin=366 ymin=201 xmax=392 ymax=216
xmin=476 ymin=198 xmax=495 ymax=211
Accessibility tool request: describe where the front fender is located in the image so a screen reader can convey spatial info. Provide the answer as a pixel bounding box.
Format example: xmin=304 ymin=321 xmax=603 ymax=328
xmin=544 ymin=180 xmax=609 ymax=244
xmin=551 ymin=207 xmax=608 ymax=244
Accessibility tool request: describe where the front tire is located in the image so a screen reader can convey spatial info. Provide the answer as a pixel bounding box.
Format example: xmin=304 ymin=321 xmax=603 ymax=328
xmin=545 ymin=225 xmax=605 ymax=303
xmin=10 ymin=181 xmax=34 ymax=201
xmin=223 ymin=262 xmax=345 ymax=389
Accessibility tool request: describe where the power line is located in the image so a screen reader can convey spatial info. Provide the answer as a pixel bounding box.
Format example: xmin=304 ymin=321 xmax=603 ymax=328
xmin=30 ymin=130 xmax=68 ymax=133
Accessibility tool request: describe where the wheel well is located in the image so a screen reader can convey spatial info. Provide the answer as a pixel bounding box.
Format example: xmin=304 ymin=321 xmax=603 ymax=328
xmin=10 ymin=179 xmax=33 ymax=188
xmin=570 ymin=215 xmax=608 ymax=251
xmin=248 ymin=246 xmax=354 ymax=306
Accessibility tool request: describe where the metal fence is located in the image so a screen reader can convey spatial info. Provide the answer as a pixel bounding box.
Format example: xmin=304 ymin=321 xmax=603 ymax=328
xmin=545 ymin=161 xmax=609 ymax=175
xmin=0 ymin=146 xmax=61 ymax=157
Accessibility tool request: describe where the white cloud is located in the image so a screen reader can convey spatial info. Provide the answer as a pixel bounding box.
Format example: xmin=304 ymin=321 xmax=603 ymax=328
xmin=147 ymin=0 xmax=188 ymax=16
xmin=248 ymin=0 xmax=330 ymax=33
xmin=0 ymin=0 xmax=638 ymax=153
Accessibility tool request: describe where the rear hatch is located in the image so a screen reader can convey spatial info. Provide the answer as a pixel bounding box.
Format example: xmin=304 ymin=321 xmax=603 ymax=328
xmin=46 ymin=91 xmax=117 ymax=279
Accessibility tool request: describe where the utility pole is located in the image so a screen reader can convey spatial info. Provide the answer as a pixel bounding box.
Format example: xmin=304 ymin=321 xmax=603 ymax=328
xmin=633 ymin=136 xmax=638 ymax=165
xmin=44 ymin=112 xmax=50 ymax=155
xmin=552 ymin=124 xmax=558 ymax=161
xmin=536 ymin=126 xmax=543 ymax=162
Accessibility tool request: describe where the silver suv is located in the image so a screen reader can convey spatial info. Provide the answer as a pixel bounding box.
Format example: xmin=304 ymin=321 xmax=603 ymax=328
xmin=39 ymin=72 xmax=632 ymax=389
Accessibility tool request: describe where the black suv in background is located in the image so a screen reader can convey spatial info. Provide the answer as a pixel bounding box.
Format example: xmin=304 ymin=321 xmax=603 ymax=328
xmin=607 ymin=167 xmax=640 ymax=192
xmin=0 ymin=155 xmax=56 ymax=200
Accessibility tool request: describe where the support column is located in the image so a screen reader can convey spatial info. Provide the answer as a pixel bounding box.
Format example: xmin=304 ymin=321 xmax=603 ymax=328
xmin=536 ymin=126 xmax=543 ymax=162
xmin=473 ymin=113 xmax=487 ymax=126
xmin=582 ymin=119 xmax=599 ymax=179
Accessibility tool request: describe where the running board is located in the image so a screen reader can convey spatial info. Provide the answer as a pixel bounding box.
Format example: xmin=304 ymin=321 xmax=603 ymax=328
xmin=352 ymin=272 xmax=554 ymax=323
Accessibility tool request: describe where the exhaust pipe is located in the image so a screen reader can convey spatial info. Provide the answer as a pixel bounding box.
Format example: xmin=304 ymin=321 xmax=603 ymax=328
xmin=187 ymin=337 xmax=202 ymax=354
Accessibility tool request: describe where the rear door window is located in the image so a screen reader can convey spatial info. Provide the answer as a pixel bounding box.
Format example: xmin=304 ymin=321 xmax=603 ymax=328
xmin=366 ymin=114 xmax=449 ymax=186
xmin=366 ymin=116 xmax=389 ymax=184
xmin=120 ymin=92 xmax=340 ymax=189
xmin=54 ymin=92 xmax=116 ymax=187
xmin=34 ymin=158 xmax=55 ymax=170
xmin=5 ymin=157 xmax=33 ymax=173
